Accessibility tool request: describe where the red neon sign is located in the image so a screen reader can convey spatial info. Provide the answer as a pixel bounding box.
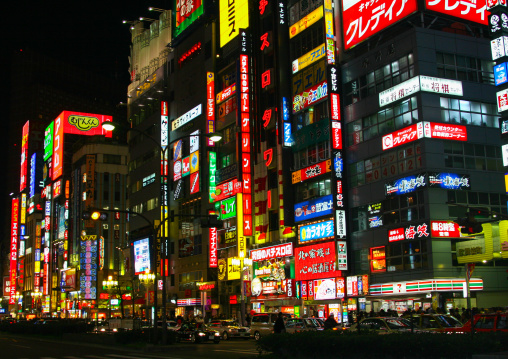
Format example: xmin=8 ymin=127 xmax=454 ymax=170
xmin=425 ymin=0 xmax=488 ymax=25
xmin=342 ymin=0 xmax=418 ymax=50
xmin=295 ymin=241 xmax=341 ymax=281
xmin=9 ymin=199 xmax=19 ymax=304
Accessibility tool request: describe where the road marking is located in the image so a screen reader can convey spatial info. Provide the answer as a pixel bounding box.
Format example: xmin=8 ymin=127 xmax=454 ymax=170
xmin=213 ymin=349 xmax=260 ymax=355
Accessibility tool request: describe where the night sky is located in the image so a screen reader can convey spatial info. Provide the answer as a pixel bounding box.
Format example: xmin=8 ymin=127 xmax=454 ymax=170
xmin=2 ymin=1 xmax=173 ymax=82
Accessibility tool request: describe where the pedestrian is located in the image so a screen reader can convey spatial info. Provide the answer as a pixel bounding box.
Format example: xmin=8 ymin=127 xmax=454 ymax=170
xmin=273 ymin=312 xmax=286 ymax=333
xmin=324 ymin=314 xmax=338 ymax=330
xmin=245 ymin=313 xmax=251 ymax=327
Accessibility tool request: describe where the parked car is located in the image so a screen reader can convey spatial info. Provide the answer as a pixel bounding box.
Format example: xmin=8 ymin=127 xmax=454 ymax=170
xmin=175 ymin=321 xmax=220 ymax=343
xmin=285 ymin=317 xmax=319 ymax=333
xmin=348 ymin=317 xmax=424 ymax=334
xmin=250 ymin=312 xmax=292 ymax=341
xmin=93 ymin=321 xmax=118 ymax=334
xmin=455 ymin=313 xmax=508 ymax=333
xmin=401 ymin=314 xmax=462 ymax=333
xmin=208 ymin=320 xmax=250 ymax=340
xmin=157 ymin=320 xmax=181 ymax=331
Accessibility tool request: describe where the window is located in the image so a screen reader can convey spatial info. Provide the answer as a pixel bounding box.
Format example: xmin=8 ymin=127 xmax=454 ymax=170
xmin=443 ymin=143 xmax=502 ymax=172
xmin=347 ymin=97 xmax=418 ymax=146
xmin=436 ymin=52 xmax=494 ymax=85
xmin=104 ymin=154 xmax=122 ymax=165
xmin=344 ymin=53 xmax=414 ymax=105
xmin=440 ymin=98 xmax=499 ymax=127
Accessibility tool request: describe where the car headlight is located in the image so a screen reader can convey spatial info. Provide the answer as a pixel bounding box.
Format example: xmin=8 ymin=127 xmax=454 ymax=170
xmin=215 ymin=332 xmax=220 ymax=336
xmin=198 ymin=332 xmax=206 ymax=336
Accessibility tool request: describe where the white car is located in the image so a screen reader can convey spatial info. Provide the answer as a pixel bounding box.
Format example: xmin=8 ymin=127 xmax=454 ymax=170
xmin=208 ymin=320 xmax=251 ymax=340
xmin=157 ymin=320 xmax=181 ymax=331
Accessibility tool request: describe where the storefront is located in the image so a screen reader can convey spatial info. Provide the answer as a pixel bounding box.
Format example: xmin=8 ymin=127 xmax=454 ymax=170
xmin=366 ymin=278 xmax=484 ymax=314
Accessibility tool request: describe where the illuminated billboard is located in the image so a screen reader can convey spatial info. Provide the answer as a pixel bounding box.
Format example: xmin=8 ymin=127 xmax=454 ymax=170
xmin=298 ymin=218 xmax=334 ymax=243
xmin=382 ymin=122 xmax=467 ymax=150
xmin=220 ymin=0 xmax=249 ymax=47
xmin=20 ymin=121 xmax=29 ymax=192
xmin=294 ymin=195 xmax=333 ymax=223
xmin=289 ymin=6 xmax=323 ymax=39
xmin=295 ymin=241 xmax=341 ymax=281
xmin=342 ymin=0 xmax=418 ymax=50
xmin=133 ymin=237 xmax=151 ymax=275
xmin=174 ymin=0 xmax=204 ymax=38
xmin=425 ymin=0 xmax=489 ymax=25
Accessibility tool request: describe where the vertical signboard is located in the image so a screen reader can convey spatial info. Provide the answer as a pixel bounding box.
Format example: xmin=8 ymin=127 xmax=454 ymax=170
xmin=20 ymin=121 xmax=29 ymax=192
xmin=52 ymin=114 xmax=64 ymax=181
xmin=9 ymin=198 xmax=19 ymax=304
xmin=207 ymin=72 xmax=216 ymax=146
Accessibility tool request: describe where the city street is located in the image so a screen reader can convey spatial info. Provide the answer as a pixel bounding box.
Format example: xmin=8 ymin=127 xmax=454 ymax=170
xmin=0 ymin=333 xmax=262 ymax=359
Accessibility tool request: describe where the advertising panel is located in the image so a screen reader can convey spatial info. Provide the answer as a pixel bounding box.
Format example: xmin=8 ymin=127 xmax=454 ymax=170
xmin=491 ymin=36 xmax=508 ymax=60
xmin=425 ymin=0 xmax=488 ymax=24
xmin=337 ymin=241 xmax=348 ymax=270
xmin=52 ymin=115 xmax=64 ymax=181
xmin=314 ymin=278 xmax=336 ymax=300
xmin=294 ymin=194 xmax=333 ymax=223
xmin=292 ymin=159 xmax=332 ymax=184
xmin=342 ymin=0 xmax=418 ymax=50
xmin=172 ymin=104 xmax=202 ymax=131
xmin=250 ymin=243 xmax=293 ymax=262
xmin=227 ymin=257 xmax=241 ymax=280
xmin=385 ymin=173 xmax=426 ymax=196
xmin=20 ymin=121 xmax=29 ymax=192
xmin=44 ymin=122 xmax=54 ymax=161
xmin=495 ymin=62 xmax=508 ymax=86
xmin=370 ymin=246 xmax=386 ymax=273
xmin=497 ymin=88 xmax=508 ymax=112
xmin=211 ymin=178 xmax=242 ymax=202
xmin=388 ymin=222 xmax=430 ymax=242
xmin=206 ymin=73 xmax=216 ymax=146
xmin=133 ymin=237 xmax=151 ymax=275
xmin=431 ymin=221 xmax=460 ymax=238
xmin=293 ymin=80 xmax=328 ymax=113
xmin=379 ymin=76 xmax=463 ymax=107
xmin=428 ymin=173 xmax=470 ymax=190
xmin=60 ymin=111 xmax=113 ymax=137
xmin=295 ymin=241 xmax=341 ymax=281
xmin=289 ymin=6 xmax=323 ymax=39
xmin=174 ymin=0 xmax=204 ymax=38
xmin=216 ymin=83 xmax=236 ymax=104
xmin=79 ymin=235 xmax=97 ymax=300
xmin=298 ymin=219 xmax=334 ymax=243
xmin=424 ymin=122 xmax=467 ymax=141
xmin=215 ymin=196 xmax=236 ymax=220
xmin=9 ymin=198 xmax=19 ymax=304
xmin=220 ymin=0 xmax=249 ymax=47
xmin=292 ymin=43 xmax=326 ymax=74
xmin=336 ymin=209 xmax=347 ymax=237
xmin=382 ymin=123 xmax=423 ymax=150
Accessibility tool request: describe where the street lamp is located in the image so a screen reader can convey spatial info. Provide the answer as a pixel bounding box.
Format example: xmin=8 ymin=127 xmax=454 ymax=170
xmin=101 ymin=120 xmax=222 ymax=343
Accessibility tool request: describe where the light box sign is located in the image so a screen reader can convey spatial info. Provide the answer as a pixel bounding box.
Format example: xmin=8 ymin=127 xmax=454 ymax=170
xmin=314 ymin=278 xmax=336 ymax=300
xmin=174 ymin=0 xmax=204 ymax=38
xmin=250 ymin=243 xmax=293 ymax=262
xmin=370 ymin=246 xmax=386 ymax=273
xmin=219 ymin=0 xmax=249 ymax=47
xmin=491 ymin=36 xmax=508 ymax=60
xmin=497 ymin=88 xmax=508 ymax=112
xmin=337 ymin=241 xmax=348 ymax=270
xmin=431 ymin=221 xmax=460 ymax=238
xmin=379 ymin=76 xmax=463 ymax=107
xmin=44 ymin=122 xmax=54 ymax=161
xmin=425 ymin=0 xmax=489 ymax=24
xmin=172 ymin=104 xmax=202 ymax=131
xmin=215 ymin=196 xmax=237 ymax=220
xmin=295 ymin=241 xmax=341 ymax=281
xmin=289 ymin=6 xmax=323 ymax=39
xmin=294 ymin=194 xmax=333 ymax=223
xmin=20 ymin=121 xmax=29 ymax=192
xmin=292 ymin=43 xmax=326 ymax=74
xmin=292 ymin=159 xmax=332 ymax=184
xmin=495 ymin=62 xmax=508 ymax=86
xmin=382 ymin=122 xmax=467 ymax=150
xmin=293 ymin=80 xmax=328 ymax=113
xmin=298 ymin=219 xmax=334 ymax=243
xmin=428 ymin=173 xmax=470 ymax=190
xmin=389 ymin=223 xmax=430 ymax=242
xmin=60 ymin=111 xmax=113 ymax=137
xmin=342 ymin=0 xmax=418 ymax=50
xmin=385 ymin=173 xmax=426 ymax=196
xmin=133 ymin=237 xmax=151 ymax=275
xmin=211 ymin=179 xmax=242 ymax=202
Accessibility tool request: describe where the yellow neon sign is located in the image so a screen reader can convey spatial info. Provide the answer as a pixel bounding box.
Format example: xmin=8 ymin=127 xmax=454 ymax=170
xmin=220 ymin=0 xmax=249 ymax=48
xmin=289 ymin=7 xmax=323 ymax=39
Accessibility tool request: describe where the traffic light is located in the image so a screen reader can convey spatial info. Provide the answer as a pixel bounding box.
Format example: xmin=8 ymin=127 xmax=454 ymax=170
xmin=82 ymin=210 xmax=108 ymax=221
xmin=200 ymin=214 xmax=224 ymax=228
xmin=455 ymin=212 xmax=484 ymax=235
